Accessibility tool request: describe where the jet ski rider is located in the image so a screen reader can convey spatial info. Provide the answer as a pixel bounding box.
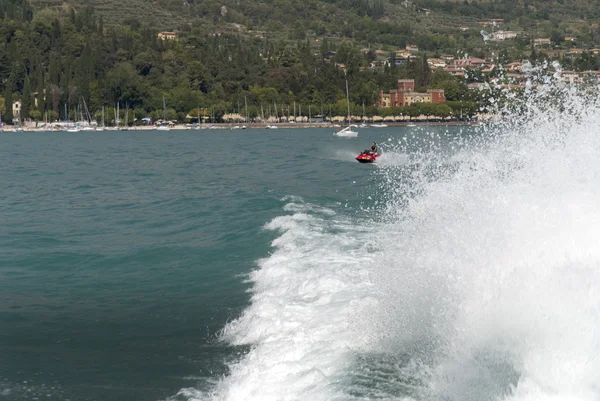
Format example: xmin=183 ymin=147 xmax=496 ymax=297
xmin=362 ymin=142 xmax=377 ymax=155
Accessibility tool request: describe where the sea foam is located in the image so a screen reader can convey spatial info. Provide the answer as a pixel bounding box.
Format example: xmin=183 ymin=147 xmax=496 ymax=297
xmin=180 ymin=73 xmax=600 ymax=401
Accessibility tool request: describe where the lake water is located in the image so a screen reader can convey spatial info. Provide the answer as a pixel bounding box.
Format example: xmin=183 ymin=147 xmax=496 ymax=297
xmin=2 ymin=114 xmax=600 ymax=401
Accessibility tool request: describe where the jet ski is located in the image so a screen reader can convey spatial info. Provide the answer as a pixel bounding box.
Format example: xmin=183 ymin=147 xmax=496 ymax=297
xmin=356 ymin=151 xmax=380 ymax=163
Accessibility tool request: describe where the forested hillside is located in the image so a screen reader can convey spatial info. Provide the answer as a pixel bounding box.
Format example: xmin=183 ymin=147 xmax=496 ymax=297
xmin=2 ymin=0 xmax=600 ymax=124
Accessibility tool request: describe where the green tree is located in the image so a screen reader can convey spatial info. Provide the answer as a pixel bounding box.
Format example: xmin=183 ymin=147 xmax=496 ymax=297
xmin=21 ymin=76 xmax=31 ymax=120
xmin=186 ymin=60 xmax=208 ymax=91
xmin=30 ymin=109 xmax=42 ymax=123
xmin=0 ymin=49 xmax=10 ymax=88
xmin=2 ymin=88 xmax=13 ymax=123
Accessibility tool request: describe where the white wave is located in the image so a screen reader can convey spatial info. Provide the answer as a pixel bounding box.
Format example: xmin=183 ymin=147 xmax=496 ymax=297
xmin=178 ymin=78 xmax=600 ymax=401
xmin=331 ymin=149 xmax=364 ymax=162
xmin=364 ymin=82 xmax=600 ymax=401
xmin=375 ymin=151 xmax=411 ymax=167
xmin=178 ymin=200 xmax=379 ymax=401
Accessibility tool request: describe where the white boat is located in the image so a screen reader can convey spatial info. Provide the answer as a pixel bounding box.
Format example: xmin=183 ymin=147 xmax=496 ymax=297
xmin=406 ymin=123 xmax=416 ymax=127
xmin=231 ymin=125 xmax=240 ymax=130
xmin=194 ymin=108 xmax=202 ymax=130
xmin=333 ymin=125 xmax=358 ymax=137
xmin=371 ymin=123 xmax=388 ymax=128
xmin=77 ymin=97 xmax=97 ymax=131
xmin=333 ymin=79 xmax=358 ymax=138
xmin=156 ymin=97 xmax=171 ymax=131
xmin=266 ymin=125 xmax=278 ymax=129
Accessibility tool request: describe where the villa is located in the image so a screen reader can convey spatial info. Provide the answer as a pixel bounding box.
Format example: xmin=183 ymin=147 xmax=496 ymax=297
xmin=157 ymin=32 xmax=178 ymax=41
xmin=376 ymin=79 xmax=445 ymax=107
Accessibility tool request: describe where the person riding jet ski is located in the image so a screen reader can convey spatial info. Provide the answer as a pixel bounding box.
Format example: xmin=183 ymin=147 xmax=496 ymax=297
xmin=361 ymin=142 xmax=377 ymax=155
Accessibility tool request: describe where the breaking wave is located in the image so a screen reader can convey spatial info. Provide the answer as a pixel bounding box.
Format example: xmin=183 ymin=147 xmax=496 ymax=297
xmin=177 ymin=73 xmax=600 ymax=401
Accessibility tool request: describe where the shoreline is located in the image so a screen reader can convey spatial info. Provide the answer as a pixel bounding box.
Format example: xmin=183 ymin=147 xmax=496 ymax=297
xmin=4 ymin=120 xmax=485 ymax=132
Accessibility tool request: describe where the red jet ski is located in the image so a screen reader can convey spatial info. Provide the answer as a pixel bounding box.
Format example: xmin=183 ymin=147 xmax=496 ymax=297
xmin=356 ymin=151 xmax=380 ymax=163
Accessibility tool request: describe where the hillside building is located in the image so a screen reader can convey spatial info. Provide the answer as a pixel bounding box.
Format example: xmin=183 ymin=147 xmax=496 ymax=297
xmin=12 ymin=100 xmax=21 ymax=121
xmin=376 ymin=79 xmax=445 ymax=107
xmin=534 ymin=38 xmax=551 ymax=47
xmin=453 ymin=57 xmax=488 ymax=69
xmin=427 ymin=58 xmax=447 ymax=68
xmin=490 ymin=31 xmax=519 ymax=41
xmin=157 ymin=32 xmax=178 ymax=41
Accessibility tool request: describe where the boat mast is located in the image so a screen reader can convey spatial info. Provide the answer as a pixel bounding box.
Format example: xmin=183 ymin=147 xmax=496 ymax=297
xmin=362 ymin=102 xmax=365 ymax=123
xmin=346 ymin=78 xmax=351 ymax=127
xmin=82 ymin=97 xmax=92 ymax=123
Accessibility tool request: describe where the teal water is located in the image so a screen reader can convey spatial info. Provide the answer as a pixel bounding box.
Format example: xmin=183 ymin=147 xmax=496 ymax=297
xmin=6 ymin=115 xmax=599 ymax=401
xmin=0 ymin=128 xmax=422 ymax=401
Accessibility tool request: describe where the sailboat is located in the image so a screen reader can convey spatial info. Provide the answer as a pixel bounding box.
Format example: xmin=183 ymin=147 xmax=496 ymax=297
xmin=157 ymin=97 xmax=171 ymax=131
xmin=121 ymin=104 xmax=130 ymax=131
xmin=80 ymin=98 xmax=95 ymax=131
xmin=65 ymin=105 xmax=80 ymax=132
xmin=242 ymin=96 xmax=248 ymax=129
xmin=208 ymin=106 xmax=217 ymax=129
xmin=359 ymin=102 xmax=368 ymax=128
xmin=111 ymin=103 xmax=120 ymax=131
xmin=333 ymin=78 xmax=358 ymax=137
xmin=195 ymin=107 xmax=202 ymax=130
xmin=266 ymin=99 xmax=279 ymax=129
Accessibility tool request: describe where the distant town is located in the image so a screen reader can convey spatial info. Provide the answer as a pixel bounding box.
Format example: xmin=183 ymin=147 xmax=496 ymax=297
xmin=2 ymin=3 xmax=600 ymax=132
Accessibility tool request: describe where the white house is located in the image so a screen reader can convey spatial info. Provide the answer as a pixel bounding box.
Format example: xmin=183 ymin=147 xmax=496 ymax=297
xmin=491 ymin=31 xmax=519 ymax=41
xmin=12 ymin=100 xmax=21 ymax=121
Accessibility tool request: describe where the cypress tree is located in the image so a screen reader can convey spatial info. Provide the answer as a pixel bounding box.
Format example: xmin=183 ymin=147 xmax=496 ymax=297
xmin=45 ymin=85 xmax=53 ymax=114
xmin=36 ymin=65 xmax=45 ymax=111
xmin=3 ymin=88 xmax=13 ymax=123
xmin=21 ymin=76 xmax=31 ymax=120
xmin=422 ymin=53 xmax=431 ymax=86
